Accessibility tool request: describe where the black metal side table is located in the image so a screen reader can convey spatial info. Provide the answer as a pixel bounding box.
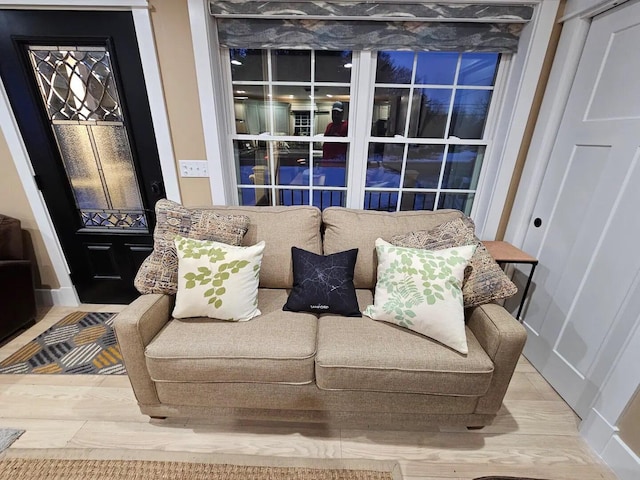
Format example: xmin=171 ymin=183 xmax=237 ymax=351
xmin=482 ymin=241 xmax=538 ymax=321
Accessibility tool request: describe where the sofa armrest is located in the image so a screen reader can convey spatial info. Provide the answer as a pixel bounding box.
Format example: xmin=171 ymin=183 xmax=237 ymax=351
xmin=466 ymin=303 xmax=527 ymax=415
xmin=114 ymin=294 xmax=174 ymax=407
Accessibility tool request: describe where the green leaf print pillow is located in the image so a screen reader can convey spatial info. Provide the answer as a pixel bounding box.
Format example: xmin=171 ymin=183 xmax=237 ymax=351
xmin=363 ymin=239 xmax=476 ymax=354
xmin=172 ymin=236 xmax=265 ymax=321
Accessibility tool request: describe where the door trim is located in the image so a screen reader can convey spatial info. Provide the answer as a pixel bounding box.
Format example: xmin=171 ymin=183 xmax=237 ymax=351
xmin=506 ymin=3 xmax=640 ymax=478
xmin=0 ymin=2 xmax=181 ymax=306
xmin=0 ymin=76 xmax=78 ymax=307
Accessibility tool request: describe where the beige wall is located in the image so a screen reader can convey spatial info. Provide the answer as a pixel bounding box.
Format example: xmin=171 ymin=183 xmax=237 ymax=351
xmin=0 ymin=130 xmax=59 ymax=289
xmin=149 ymin=0 xmax=212 ymax=207
xmin=619 ymin=387 xmax=640 ymax=457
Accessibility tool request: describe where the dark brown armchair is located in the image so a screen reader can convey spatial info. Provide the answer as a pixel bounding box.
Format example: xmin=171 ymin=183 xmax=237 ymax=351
xmin=0 ymin=214 xmax=36 ymax=342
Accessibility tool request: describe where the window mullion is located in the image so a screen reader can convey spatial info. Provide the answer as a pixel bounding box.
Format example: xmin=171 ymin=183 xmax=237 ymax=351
xmin=220 ymin=47 xmax=240 ymax=205
xmin=345 ymin=50 xmax=375 ymax=209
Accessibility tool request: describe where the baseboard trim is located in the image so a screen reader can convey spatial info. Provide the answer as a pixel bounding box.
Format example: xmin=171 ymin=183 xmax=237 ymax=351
xmin=35 ymin=287 xmax=79 ymax=307
xmin=581 ymin=407 xmax=617 ymax=453
xmin=581 ymin=408 xmax=640 ymax=479
xmin=601 ymin=435 xmax=640 ymax=480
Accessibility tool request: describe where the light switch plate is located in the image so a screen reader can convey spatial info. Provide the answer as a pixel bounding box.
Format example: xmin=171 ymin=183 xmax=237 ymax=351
xmin=179 ymin=160 xmax=209 ymax=177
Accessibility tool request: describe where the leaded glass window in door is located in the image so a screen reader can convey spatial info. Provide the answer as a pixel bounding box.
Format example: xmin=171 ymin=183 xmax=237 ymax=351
xmin=27 ymin=46 xmax=147 ymax=230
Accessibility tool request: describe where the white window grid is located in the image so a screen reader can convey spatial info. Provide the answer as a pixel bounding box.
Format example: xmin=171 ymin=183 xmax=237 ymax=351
xmin=223 ymin=49 xmax=507 ymax=212
xmin=362 ymin=52 xmax=501 ymax=213
xmin=228 ymin=49 xmax=352 ymax=208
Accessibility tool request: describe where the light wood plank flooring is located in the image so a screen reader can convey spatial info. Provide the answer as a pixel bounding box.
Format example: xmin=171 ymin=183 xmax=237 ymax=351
xmin=0 ymin=306 xmax=617 ymax=479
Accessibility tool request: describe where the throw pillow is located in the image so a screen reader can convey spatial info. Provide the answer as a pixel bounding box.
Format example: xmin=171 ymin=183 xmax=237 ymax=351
xmin=283 ymin=247 xmax=361 ymax=317
xmin=172 ymin=236 xmax=265 ymax=321
xmin=134 ymin=199 xmax=250 ymax=295
xmin=363 ymin=239 xmax=476 ymax=354
xmin=390 ymin=217 xmax=517 ymax=307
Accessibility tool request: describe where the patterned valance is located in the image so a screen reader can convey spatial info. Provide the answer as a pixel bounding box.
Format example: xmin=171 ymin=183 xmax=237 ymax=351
xmin=210 ymin=2 xmax=535 ymax=53
xmin=209 ymin=1 xmax=534 ymax=22
xmin=217 ymin=18 xmax=524 ymax=52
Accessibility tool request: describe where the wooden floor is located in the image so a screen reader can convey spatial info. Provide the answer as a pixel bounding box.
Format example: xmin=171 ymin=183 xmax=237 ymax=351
xmin=0 ymin=306 xmax=617 ymax=480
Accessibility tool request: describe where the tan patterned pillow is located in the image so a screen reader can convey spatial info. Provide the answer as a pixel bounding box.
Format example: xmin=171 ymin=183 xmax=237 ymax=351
xmin=134 ymin=199 xmax=250 ymax=295
xmin=390 ymin=217 xmax=517 ymax=308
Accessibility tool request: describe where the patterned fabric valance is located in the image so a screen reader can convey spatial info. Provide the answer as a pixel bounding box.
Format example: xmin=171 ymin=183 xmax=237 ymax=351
xmin=210 ymin=2 xmax=535 ymax=53
xmin=216 ymin=18 xmax=525 ymax=52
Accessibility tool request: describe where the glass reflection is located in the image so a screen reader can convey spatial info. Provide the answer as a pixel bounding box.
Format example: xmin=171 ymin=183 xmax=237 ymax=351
xmin=442 ymin=146 xmax=484 ymax=189
xmin=312 ymin=190 xmax=345 ymax=209
xmin=375 ymin=51 xmax=414 ymax=84
xmin=364 ymin=191 xmax=398 ymax=211
xmin=458 ymin=53 xmax=499 ymax=86
xmin=400 ymin=192 xmax=436 ymax=211
xmin=405 ymin=144 xmax=446 ymax=188
xmin=366 ymin=143 xmax=403 ymax=188
xmin=238 ymin=187 xmax=271 ymax=207
xmin=449 ymin=90 xmax=492 ymax=139
xmin=371 ymin=87 xmax=410 ymax=137
xmin=415 ymin=52 xmax=458 ymax=85
xmin=272 ymin=50 xmax=311 ymax=82
xmin=438 ymin=192 xmax=474 ymax=215
xmin=230 ymin=49 xmax=265 ymax=82
xmin=408 ymin=88 xmax=452 ymax=138
xmin=316 ymin=51 xmax=353 ymax=83
xmin=234 ymin=139 xmax=274 ymax=189
xmin=278 ymin=188 xmax=309 ymax=206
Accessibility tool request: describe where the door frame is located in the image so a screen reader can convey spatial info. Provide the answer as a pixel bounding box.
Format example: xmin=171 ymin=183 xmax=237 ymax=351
xmin=0 ymin=0 xmax=181 ymax=307
xmin=506 ymin=1 xmax=640 ymax=478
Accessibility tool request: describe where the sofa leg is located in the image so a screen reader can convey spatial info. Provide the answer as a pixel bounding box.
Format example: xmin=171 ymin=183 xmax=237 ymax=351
xmin=467 ymin=425 xmax=484 ymax=430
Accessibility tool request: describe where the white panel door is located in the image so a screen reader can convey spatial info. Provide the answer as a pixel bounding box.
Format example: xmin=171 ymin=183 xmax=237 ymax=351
xmin=521 ymin=2 xmax=640 ymax=418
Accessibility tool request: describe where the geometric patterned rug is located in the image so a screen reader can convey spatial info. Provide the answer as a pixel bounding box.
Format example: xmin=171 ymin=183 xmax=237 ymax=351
xmin=0 ymin=312 xmax=125 ymax=375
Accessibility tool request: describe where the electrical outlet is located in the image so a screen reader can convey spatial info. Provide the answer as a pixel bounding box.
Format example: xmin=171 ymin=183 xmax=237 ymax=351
xmin=179 ymin=160 xmax=209 ymax=178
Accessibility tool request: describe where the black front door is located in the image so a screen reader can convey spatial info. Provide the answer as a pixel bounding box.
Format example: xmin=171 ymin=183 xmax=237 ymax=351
xmin=0 ymin=10 xmax=166 ymax=304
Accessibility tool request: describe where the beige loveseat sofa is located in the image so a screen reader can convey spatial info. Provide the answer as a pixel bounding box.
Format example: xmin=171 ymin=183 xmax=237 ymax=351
xmin=115 ymin=206 xmax=526 ymax=429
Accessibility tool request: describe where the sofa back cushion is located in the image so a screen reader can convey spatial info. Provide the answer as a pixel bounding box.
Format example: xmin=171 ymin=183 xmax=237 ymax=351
xmin=0 ymin=214 xmax=24 ymax=260
xmin=207 ymin=206 xmax=322 ymax=288
xmin=322 ymin=208 xmax=462 ymax=289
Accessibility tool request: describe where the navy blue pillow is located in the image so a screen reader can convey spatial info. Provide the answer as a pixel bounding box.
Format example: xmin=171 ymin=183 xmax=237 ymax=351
xmin=283 ymin=247 xmax=361 ymax=317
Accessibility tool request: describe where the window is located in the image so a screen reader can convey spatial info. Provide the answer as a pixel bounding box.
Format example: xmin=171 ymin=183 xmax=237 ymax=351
xmin=226 ymin=48 xmax=502 ymax=213
xmin=230 ymin=49 xmax=352 ymax=209
xmin=366 ymin=51 xmax=500 ymax=213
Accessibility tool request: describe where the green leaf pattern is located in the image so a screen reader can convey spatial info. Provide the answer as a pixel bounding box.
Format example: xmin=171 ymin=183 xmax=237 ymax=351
xmin=176 ymin=236 xmax=251 ymax=311
xmin=375 ymin=244 xmax=471 ymax=327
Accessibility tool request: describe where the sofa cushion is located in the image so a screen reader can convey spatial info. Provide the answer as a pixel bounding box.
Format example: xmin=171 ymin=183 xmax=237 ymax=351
xmin=391 ymin=217 xmax=518 ymax=307
xmin=316 ymin=290 xmax=494 ymax=396
xmin=145 ymin=289 xmax=317 ymax=384
xmin=134 ymin=200 xmax=250 ymax=295
xmin=283 ymin=247 xmax=360 ymax=317
xmin=172 ymin=236 xmax=265 ymax=321
xmin=322 ymin=208 xmax=462 ymax=288
xmin=208 ymin=206 xmax=322 ymax=288
xmin=363 ymin=240 xmax=475 ymax=354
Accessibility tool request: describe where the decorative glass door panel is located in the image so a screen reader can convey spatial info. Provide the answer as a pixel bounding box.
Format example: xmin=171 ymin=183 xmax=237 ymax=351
xmin=28 ymin=46 xmax=147 ymax=230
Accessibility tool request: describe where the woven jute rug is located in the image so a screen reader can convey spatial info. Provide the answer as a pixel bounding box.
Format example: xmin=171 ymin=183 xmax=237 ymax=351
xmin=0 ymin=458 xmax=396 ymax=479
xmin=0 ymin=449 xmax=402 ymax=480
xmin=0 ymin=312 xmax=124 ymax=375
